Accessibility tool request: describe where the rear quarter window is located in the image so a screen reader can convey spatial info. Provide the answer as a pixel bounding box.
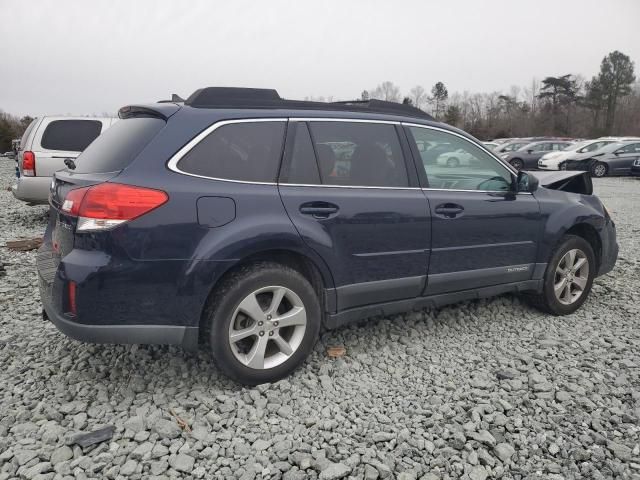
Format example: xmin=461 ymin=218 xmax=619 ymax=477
xmin=73 ymin=117 xmax=165 ymax=173
xmin=41 ymin=120 xmax=103 ymax=151
xmin=177 ymin=121 xmax=286 ymax=182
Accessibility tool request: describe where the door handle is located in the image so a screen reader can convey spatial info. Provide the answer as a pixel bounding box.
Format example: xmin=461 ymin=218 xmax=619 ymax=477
xmin=299 ymin=202 xmax=339 ymax=218
xmin=434 ymin=203 xmax=464 ymax=218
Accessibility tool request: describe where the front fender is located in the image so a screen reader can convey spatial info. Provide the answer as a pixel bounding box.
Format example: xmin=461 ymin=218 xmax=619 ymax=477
xmin=534 ymin=187 xmax=606 ymax=264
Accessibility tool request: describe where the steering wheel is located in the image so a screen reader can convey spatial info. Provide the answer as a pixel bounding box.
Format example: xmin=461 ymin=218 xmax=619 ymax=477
xmin=477 ymin=176 xmax=510 ymax=191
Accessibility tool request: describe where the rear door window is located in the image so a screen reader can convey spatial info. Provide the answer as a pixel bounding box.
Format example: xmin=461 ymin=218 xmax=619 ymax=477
xmin=307 ymin=121 xmax=408 ymax=187
xmin=73 ymin=117 xmax=165 ymax=173
xmin=178 ymin=121 xmax=286 ymax=182
xmin=40 ymin=120 xmax=103 ymax=151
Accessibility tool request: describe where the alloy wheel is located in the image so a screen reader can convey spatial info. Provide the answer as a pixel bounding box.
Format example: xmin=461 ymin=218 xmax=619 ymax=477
xmin=593 ymin=163 xmax=606 ymax=177
xmin=228 ymin=286 xmax=307 ymax=369
xmin=554 ymin=249 xmax=589 ymax=305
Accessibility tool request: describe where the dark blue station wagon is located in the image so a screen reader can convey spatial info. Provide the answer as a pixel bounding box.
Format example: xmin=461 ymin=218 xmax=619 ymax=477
xmin=38 ymin=87 xmax=618 ymax=384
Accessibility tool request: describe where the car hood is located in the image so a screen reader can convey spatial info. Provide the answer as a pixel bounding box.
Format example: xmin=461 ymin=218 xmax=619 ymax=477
xmin=529 ymin=170 xmax=592 ymax=195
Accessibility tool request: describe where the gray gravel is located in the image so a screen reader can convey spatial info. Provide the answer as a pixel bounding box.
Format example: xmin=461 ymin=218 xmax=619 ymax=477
xmin=1 ymin=158 xmax=639 ymax=480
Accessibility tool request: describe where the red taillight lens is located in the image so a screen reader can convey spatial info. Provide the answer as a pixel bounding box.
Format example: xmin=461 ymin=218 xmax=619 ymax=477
xmin=62 ymin=187 xmax=89 ymax=216
xmin=62 ymin=183 xmax=168 ymax=231
xmin=23 ymin=151 xmax=35 ymax=176
xmin=68 ymin=281 xmax=77 ymax=315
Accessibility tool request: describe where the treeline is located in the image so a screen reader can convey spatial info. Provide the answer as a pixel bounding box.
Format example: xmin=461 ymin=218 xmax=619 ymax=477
xmin=0 ymin=112 xmax=33 ymax=152
xmin=2 ymin=51 xmax=637 ymax=149
xmin=313 ymin=50 xmax=639 ymax=140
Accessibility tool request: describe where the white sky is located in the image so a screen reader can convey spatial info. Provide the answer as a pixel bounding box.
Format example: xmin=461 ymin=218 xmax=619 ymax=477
xmin=1 ymin=0 xmax=639 ymax=116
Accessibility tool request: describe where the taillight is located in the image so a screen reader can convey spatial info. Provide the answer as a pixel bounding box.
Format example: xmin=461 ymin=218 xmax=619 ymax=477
xmin=23 ymin=151 xmax=35 ymax=176
xmin=61 ymin=183 xmax=168 ymax=231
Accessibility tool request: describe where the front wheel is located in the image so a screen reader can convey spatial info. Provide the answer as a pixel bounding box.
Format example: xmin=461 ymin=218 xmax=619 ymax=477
xmin=206 ymin=262 xmax=321 ymax=385
xmin=510 ymin=158 xmax=524 ymax=170
xmin=525 ymin=235 xmax=596 ymax=315
xmin=559 ymin=162 xmax=568 ymax=171
xmin=591 ymin=161 xmax=608 ymax=178
xmin=446 ymin=157 xmax=460 ymax=168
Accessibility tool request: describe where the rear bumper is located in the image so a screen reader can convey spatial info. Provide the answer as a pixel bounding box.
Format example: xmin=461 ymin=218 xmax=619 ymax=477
xmin=11 ymin=176 xmax=51 ymax=204
xmin=37 ymin=242 xmax=201 ymax=350
xmin=41 ymin=298 xmax=198 ymax=349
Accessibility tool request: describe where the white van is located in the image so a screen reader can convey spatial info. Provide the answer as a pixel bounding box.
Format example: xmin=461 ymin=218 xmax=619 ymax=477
xmin=12 ymin=116 xmax=118 ymax=204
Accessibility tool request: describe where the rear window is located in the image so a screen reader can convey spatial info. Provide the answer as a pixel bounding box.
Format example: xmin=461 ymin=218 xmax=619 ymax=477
xmin=177 ymin=121 xmax=286 ymax=182
xmin=73 ymin=117 xmax=164 ymax=173
xmin=41 ymin=120 xmax=103 ymax=151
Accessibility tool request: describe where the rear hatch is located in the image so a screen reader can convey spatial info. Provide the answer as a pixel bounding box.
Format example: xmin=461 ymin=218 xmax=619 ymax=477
xmin=42 ymin=115 xmax=169 ymax=286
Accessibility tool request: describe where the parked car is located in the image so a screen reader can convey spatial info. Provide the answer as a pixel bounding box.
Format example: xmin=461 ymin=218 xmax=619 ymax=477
xmin=493 ymin=140 xmax=531 ymax=155
xmin=436 ymin=147 xmax=480 ymax=167
xmin=12 ymin=116 xmax=117 ymax=204
xmin=482 ymin=141 xmax=499 ymax=150
xmin=2 ymin=151 xmax=16 ymax=159
xmin=38 ymin=87 xmax=618 ymax=384
xmin=564 ymin=141 xmax=640 ymax=177
xmin=501 ymin=140 xmax=574 ymax=170
xmin=538 ymin=139 xmax=617 ymax=170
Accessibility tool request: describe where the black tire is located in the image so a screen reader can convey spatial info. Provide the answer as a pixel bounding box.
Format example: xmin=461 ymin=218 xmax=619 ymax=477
xmin=591 ymin=161 xmax=608 ymax=178
xmin=446 ymin=157 xmax=460 ymax=168
xmin=205 ymin=262 xmax=321 ymax=385
xmin=559 ymin=162 xmax=567 ymax=171
xmin=510 ymin=158 xmax=524 ymax=170
xmin=525 ymin=235 xmax=596 ymax=315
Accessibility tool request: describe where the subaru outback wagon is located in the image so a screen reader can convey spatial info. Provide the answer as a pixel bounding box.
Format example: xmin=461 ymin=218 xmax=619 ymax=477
xmin=38 ymin=87 xmax=618 ymax=385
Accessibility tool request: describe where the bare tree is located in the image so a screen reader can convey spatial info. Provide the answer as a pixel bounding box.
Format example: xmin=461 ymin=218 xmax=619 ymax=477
xmin=371 ymin=81 xmax=401 ymax=102
xmin=409 ymin=85 xmax=427 ymax=110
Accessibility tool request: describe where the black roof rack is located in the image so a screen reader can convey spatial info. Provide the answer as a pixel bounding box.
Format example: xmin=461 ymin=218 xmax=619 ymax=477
xmin=183 ymin=87 xmax=434 ymax=121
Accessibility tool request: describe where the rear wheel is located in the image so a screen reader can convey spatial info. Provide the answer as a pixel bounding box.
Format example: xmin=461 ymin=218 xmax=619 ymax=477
xmin=525 ymin=235 xmax=595 ymax=315
xmin=591 ymin=161 xmax=608 ymax=178
xmin=510 ymin=158 xmax=524 ymax=170
xmin=205 ymin=262 xmax=321 ymax=385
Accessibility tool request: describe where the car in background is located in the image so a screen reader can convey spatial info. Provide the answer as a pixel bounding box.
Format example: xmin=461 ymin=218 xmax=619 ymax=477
xmin=501 ymin=140 xmax=574 ymax=170
xmin=538 ymin=139 xmax=617 ymax=170
xmin=564 ymin=141 xmax=640 ymax=177
xmin=12 ymin=116 xmax=118 ymax=204
xmin=482 ymin=141 xmax=499 ymax=150
xmin=493 ymin=139 xmax=531 ymax=155
xmin=437 ymin=148 xmax=480 ymax=167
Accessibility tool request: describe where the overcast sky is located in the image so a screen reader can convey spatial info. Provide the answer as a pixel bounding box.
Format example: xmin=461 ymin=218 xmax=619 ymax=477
xmin=1 ymin=0 xmax=639 ymax=117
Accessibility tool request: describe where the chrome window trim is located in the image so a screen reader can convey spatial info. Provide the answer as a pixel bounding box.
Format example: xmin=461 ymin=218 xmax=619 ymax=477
xmin=279 ymin=183 xmax=421 ymax=191
xmin=290 ymin=117 xmax=400 ymax=125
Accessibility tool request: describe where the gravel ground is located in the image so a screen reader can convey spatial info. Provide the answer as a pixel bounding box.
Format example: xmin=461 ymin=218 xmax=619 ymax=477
xmin=0 ymin=158 xmax=639 ymax=480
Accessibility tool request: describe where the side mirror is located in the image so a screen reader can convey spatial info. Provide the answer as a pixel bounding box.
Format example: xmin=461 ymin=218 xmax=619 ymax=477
xmin=516 ymin=171 xmax=538 ymax=193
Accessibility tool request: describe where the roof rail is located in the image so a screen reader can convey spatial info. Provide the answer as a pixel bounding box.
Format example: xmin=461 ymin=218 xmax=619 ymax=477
xmin=331 ymin=99 xmax=433 ymax=121
xmin=183 ymin=87 xmax=435 ymax=121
